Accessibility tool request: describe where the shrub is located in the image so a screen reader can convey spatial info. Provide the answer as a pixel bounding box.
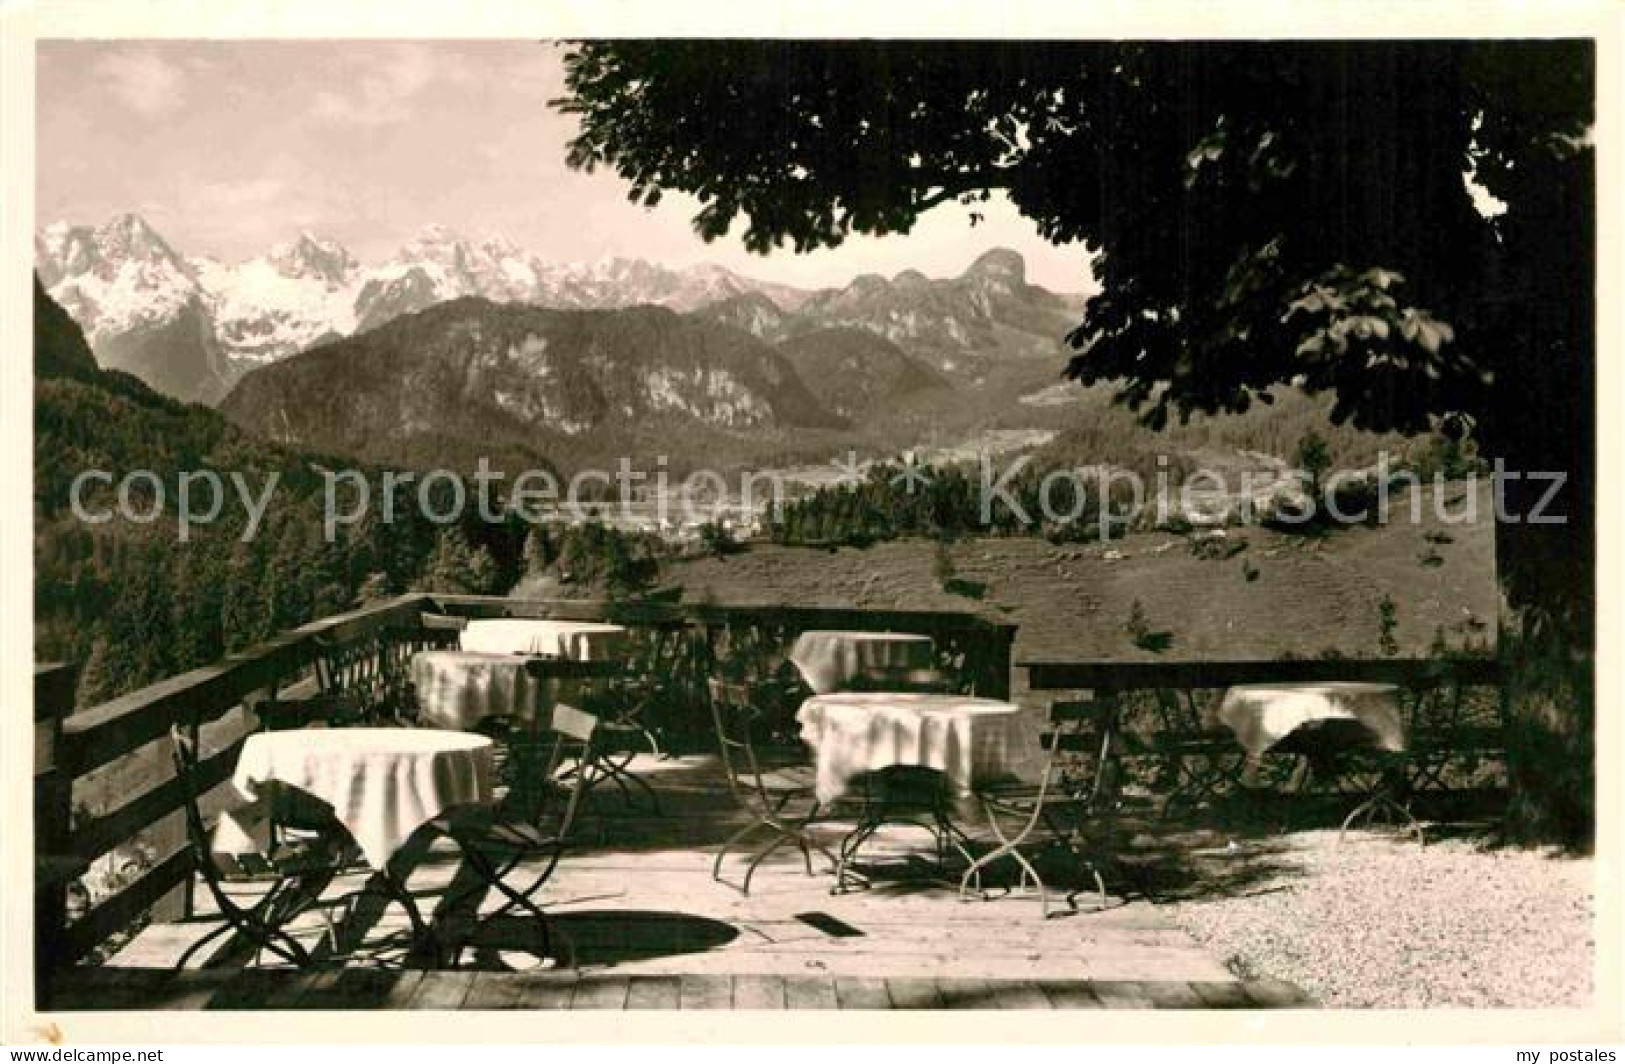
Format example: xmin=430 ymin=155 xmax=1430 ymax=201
xmin=1377 ymin=595 xmax=1400 ymax=657
xmin=1190 ymin=531 xmax=1248 ymax=561
xmin=1294 ymin=430 xmax=1333 ymax=496
xmin=1125 ymin=599 xmax=1174 ymax=654
xmin=698 ymin=520 xmax=741 ymax=558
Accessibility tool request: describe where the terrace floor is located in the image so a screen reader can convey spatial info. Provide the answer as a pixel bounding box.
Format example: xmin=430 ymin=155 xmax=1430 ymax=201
xmin=51 ymin=754 xmax=1310 ymax=1011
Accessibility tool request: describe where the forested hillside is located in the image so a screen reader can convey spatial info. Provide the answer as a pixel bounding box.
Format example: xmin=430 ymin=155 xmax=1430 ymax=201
xmin=33 ymin=279 xmax=525 ymax=703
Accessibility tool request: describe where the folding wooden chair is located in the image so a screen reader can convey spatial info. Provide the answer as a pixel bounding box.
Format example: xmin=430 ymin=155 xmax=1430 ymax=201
xmin=430 ymin=703 xmax=601 ymax=967
xmin=168 ymin=725 xmax=351 ymax=968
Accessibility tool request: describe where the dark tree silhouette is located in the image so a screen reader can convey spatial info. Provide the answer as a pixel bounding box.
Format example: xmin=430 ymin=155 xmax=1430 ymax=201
xmin=557 ymin=39 xmax=1594 ymax=841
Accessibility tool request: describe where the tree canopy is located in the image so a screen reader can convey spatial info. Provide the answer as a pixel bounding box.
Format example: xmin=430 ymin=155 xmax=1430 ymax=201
xmin=558 ymin=39 xmax=1591 ymax=600
xmin=556 ymin=40 xmax=1597 ymax=840
xmin=558 ymin=40 xmax=1589 ymax=438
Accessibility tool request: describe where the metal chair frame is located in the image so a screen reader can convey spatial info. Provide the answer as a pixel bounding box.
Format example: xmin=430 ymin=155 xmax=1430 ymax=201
xmin=708 ymin=678 xmax=838 ymax=895
xmin=1148 ymin=688 xmax=1251 ymax=820
xmin=432 ymin=703 xmax=602 ymax=967
xmin=597 ymin=619 xmax=692 ymax=758
xmin=960 ymin=699 xmax=1119 ymax=918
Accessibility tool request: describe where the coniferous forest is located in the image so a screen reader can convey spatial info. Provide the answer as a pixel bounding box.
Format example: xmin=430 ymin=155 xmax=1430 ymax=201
xmin=32 ymin=279 xmax=659 ymax=705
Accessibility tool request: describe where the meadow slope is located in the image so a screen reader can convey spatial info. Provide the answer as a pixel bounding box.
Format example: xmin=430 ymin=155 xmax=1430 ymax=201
xmin=671 ymin=482 xmax=1497 ymax=664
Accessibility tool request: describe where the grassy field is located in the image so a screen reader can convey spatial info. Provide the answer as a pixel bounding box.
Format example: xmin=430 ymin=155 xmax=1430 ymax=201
xmin=671 ymin=482 xmax=1498 ymax=664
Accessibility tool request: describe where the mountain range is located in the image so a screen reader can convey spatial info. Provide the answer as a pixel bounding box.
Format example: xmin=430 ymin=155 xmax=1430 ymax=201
xmin=219 ymin=298 xmax=866 ymax=475
xmin=36 ymin=213 xmax=1088 ymax=404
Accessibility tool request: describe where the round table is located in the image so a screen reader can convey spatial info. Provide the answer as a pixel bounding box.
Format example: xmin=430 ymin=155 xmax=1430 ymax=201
xmin=227 ymin=728 xmax=495 ymax=871
xmin=410 ymin=650 xmax=564 ymax=730
xmin=459 ymin=618 xmax=628 ymax=660
xmin=789 ymin=630 xmax=936 ymax=695
xmin=795 ymin=691 xmax=1032 ymax=805
xmin=1216 ymin=682 xmax=1421 ymax=842
xmin=1217 ymin=682 xmax=1406 ymax=758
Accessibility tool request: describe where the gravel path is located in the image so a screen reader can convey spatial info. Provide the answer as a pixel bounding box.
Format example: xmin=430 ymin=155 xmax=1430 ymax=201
xmin=1156 ymin=829 xmax=1593 ymax=1008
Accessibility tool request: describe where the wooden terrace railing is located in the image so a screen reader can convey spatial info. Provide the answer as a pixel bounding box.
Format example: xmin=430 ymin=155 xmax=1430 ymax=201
xmin=36 ymin=587 xmax=1505 ymax=1001
xmin=32 ymin=593 xmax=1018 ymax=998
xmin=1021 ymin=655 xmax=1507 ymax=804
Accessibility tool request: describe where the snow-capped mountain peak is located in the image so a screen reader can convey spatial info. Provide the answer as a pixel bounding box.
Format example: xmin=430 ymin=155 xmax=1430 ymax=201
xmin=480 ymin=233 xmax=524 ymax=259
xmin=93 ymin=212 xmax=184 ymax=266
xmin=35 ymin=213 xmax=202 ymax=345
xmin=36 ymin=212 xmax=1080 ymax=405
xmin=398 ymin=223 xmax=472 ymax=266
xmin=267 ymin=232 xmax=357 ymax=286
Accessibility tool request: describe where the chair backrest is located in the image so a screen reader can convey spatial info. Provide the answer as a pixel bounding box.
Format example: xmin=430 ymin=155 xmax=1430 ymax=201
xmin=309 ymin=634 xmax=343 ymax=695
xmin=166 ymin=723 xmax=266 ymax=900
xmin=707 ymin=678 xmax=772 ymax=809
xmin=308 ymin=633 xmax=377 ymax=722
xmin=540 ymin=703 xmax=602 ymax=838
xmin=1035 ymin=699 xmax=1117 ymax=807
xmin=167 ymin=724 xmax=212 ymax=862
xmin=1151 ymin=687 xmax=1213 ymax=737
xmin=550 ymin=702 xmax=599 ymax=744
xmin=636 ymin=619 xmax=692 ymax=677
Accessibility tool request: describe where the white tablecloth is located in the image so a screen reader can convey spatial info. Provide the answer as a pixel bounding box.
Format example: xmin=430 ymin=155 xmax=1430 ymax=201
xmin=225 ymin=728 xmax=494 ymax=869
xmin=796 ymin=692 xmax=1032 ymax=804
xmin=410 ymin=650 xmax=563 ymax=730
xmin=1217 ymin=682 xmax=1406 ymax=758
xmin=460 ymin=618 xmax=629 ymax=660
xmin=789 ymin=630 xmax=936 ymax=694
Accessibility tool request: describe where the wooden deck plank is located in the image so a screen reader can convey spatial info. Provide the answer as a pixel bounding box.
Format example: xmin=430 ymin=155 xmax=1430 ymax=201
xmin=984 ymin=981 xmax=1053 ymax=1009
xmin=783 ymin=975 xmax=839 ymax=1010
xmin=379 ymin=970 xmax=428 ymax=1009
xmin=205 ymin=968 xmax=301 ymax=1010
xmin=1088 ymin=981 xmax=1156 ymax=1009
xmin=883 ymin=978 xmax=942 ymax=1009
xmin=257 ymin=968 xmax=316 ymax=1010
xmin=678 ymin=974 xmax=733 ymax=1010
xmin=408 ymin=970 xmax=476 ymax=1010
xmin=289 ymin=970 xmax=344 ymax=1009
xmin=513 ymin=973 xmax=578 ymax=1010
xmin=1242 ymin=977 xmax=1312 ymax=1008
xmin=46 ymin=967 xmax=176 ymax=1010
xmin=317 ymin=967 xmax=423 ymax=1010
xmin=625 ymin=975 xmax=681 ymax=1009
xmin=571 ymin=976 xmax=631 ymax=1010
xmin=148 ymin=969 xmax=237 ymax=1010
xmin=463 ymin=972 xmax=528 ymax=1010
xmin=935 ymin=979 xmax=994 ymax=1009
xmin=1135 ymin=981 xmax=1206 ymax=1009
xmin=732 ymin=975 xmax=786 ymax=1009
xmin=832 ymin=977 xmax=890 ymax=1009
xmin=1039 ymin=981 xmax=1105 ymax=1008
xmin=1190 ymin=980 xmax=1254 ymax=1009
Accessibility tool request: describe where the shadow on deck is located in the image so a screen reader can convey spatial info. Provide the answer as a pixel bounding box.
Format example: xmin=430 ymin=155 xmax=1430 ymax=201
xmin=51 ymin=754 xmax=1313 ymax=1011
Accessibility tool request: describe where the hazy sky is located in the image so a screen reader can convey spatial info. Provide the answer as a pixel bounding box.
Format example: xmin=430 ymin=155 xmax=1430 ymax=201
xmin=36 ymin=40 xmax=1095 ymax=292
